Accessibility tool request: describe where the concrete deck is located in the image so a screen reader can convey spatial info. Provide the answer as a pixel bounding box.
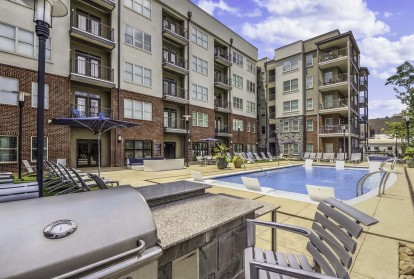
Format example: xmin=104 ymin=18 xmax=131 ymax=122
xmin=98 ymin=160 xmax=414 ymax=278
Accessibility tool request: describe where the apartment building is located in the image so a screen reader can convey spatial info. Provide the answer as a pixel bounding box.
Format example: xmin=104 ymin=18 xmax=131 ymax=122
xmin=0 ymin=0 xmax=258 ymax=172
xmin=259 ymin=30 xmax=369 ymax=156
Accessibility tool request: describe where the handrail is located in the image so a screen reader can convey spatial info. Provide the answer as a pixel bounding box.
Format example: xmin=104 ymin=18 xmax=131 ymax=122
xmin=244 ymin=157 xmax=268 ymax=176
xmin=356 ymin=171 xmax=384 ymax=197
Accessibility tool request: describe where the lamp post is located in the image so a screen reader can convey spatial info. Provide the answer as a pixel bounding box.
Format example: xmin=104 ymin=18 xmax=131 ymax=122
xmin=237 ymin=124 xmax=241 ymax=153
xmin=22 ymin=0 xmax=67 ymax=197
xmin=405 ymin=115 xmax=410 ymax=145
xmin=183 ymin=115 xmax=191 ymax=167
xmin=340 ymin=124 xmax=347 ymax=158
xmin=15 ymin=91 xmax=30 ymax=180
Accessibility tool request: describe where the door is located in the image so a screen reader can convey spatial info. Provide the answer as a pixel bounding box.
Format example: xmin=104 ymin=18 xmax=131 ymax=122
xmin=215 ymin=117 xmax=222 ymax=132
xmin=76 ymin=97 xmax=87 ymax=117
xmin=324 ymin=94 xmax=333 ymax=108
xmin=77 ymin=140 xmax=99 ymax=167
xmin=76 ymin=95 xmax=101 ymax=117
xmin=164 ymin=109 xmax=177 ymax=128
xmin=163 ymin=49 xmax=176 ymax=65
xmin=164 ymin=142 xmax=176 ymax=159
xmin=90 ymin=57 xmax=99 ymax=78
xmin=163 ymin=79 xmax=177 ymax=96
xmin=324 ymin=71 xmax=333 ymax=84
xmin=75 ymin=52 xmax=100 ymax=78
xmin=325 ymin=118 xmax=334 ymax=132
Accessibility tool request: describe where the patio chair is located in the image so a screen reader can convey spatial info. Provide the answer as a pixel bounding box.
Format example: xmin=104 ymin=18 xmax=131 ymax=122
xmin=336 ymin=153 xmax=346 ymax=161
xmin=253 ymin=153 xmax=263 ymax=161
xmin=56 ymin=158 xmax=66 ymax=167
xmin=191 ymin=171 xmax=204 ymax=182
xmin=226 ymin=152 xmax=233 ymax=161
xmin=350 ymin=153 xmax=362 ymax=163
xmin=303 ymin=152 xmax=310 ymax=159
xmin=336 ymin=160 xmax=345 ymax=170
xmin=315 ymin=152 xmax=323 ymax=162
xmin=22 ymin=160 xmax=36 ymax=174
xmin=306 ymin=185 xmax=335 ymax=202
xmin=196 ymin=156 xmax=205 ymax=166
xmin=309 ymin=153 xmax=316 ymax=159
xmin=72 ymin=108 xmax=81 ymax=118
xmin=298 ymin=151 xmax=305 ymax=160
xmin=241 ymin=152 xmax=249 ymax=160
xmin=241 ymin=177 xmax=274 ymax=193
xmin=245 ymin=197 xmax=379 ymax=279
xmin=261 ymin=152 xmax=272 ymax=161
xmin=88 ymin=173 xmax=109 ymax=190
xmin=266 ymin=152 xmax=275 ymax=160
xmin=246 ymin=152 xmax=257 ymax=162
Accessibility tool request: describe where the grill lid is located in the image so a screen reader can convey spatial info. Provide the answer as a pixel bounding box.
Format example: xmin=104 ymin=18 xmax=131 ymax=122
xmin=0 ymin=186 xmax=157 ymax=279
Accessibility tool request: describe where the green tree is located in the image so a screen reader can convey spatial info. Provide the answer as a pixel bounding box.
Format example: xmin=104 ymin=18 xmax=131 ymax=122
xmin=385 ymin=61 xmax=414 ymax=114
xmin=381 ymin=121 xmax=406 ymax=156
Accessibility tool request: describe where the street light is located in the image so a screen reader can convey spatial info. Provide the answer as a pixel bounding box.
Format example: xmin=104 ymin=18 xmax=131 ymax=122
xmin=237 ymin=124 xmax=241 ymax=152
xmin=340 ymin=124 xmax=347 ymax=158
xmin=183 ymin=115 xmax=191 ymax=167
xmin=22 ymin=0 xmax=68 ymax=197
xmin=405 ymin=115 xmax=410 ymax=145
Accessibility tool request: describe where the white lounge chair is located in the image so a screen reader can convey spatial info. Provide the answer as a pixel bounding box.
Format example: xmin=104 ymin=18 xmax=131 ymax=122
xmin=22 ymin=160 xmax=36 ymax=174
xmin=306 ymin=184 xmax=335 ymax=202
xmin=315 ymin=153 xmax=323 ymax=161
xmin=304 ymin=159 xmax=313 ymax=168
xmin=56 ymin=158 xmax=66 ymax=167
xmin=241 ymin=177 xmax=274 ymax=193
xmin=336 ymin=160 xmax=345 ymax=170
xmin=303 ymin=152 xmax=310 ymax=159
xmin=261 ymin=152 xmax=272 ymax=161
xmin=350 ymin=153 xmax=362 ymax=163
xmin=253 ymin=152 xmax=263 ymax=161
xmin=266 ymin=152 xmax=275 ymax=160
xmin=336 ymin=153 xmax=346 ymax=161
xmin=321 ymin=153 xmax=330 ymax=162
xmin=309 ymin=153 xmax=316 ymax=159
xmin=191 ymin=171 xmax=204 ymax=182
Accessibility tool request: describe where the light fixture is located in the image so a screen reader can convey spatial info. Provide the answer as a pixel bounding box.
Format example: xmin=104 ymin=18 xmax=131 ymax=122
xmin=183 ymin=115 xmax=192 ymax=167
xmin=14 ymin=91 xmax=31 ymax=181
xmin=230 ymin=140 xmax=233 ymax=144
xmin=117 ymin=135 xmax=122 ymax=142
xmin=188 ymin=138 xmax=191 ymax=143
xmin=23 ymin=0 xmax=68 ymax=27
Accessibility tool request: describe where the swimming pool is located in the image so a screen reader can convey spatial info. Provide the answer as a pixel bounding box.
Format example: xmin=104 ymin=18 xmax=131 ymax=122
xmin=212 ymin=166 xmax=386 ymax=200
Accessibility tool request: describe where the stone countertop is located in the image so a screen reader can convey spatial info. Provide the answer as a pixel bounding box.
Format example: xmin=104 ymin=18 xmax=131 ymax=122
xmin=151 ymin=193 xmax=263 ymax=250
xmin=134 ymin=181 xmax=211 ymax=202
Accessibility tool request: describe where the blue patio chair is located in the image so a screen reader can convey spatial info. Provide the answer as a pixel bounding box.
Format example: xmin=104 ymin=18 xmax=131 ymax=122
xmin=72 ymin=108 xmax=81 ymax=118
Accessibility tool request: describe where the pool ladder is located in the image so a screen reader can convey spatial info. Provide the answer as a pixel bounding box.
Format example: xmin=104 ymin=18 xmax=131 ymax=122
xmin=244 ymin=158 xmax=268 ymax=176
xmin=356 ymin=170 xmax=400 ymax=197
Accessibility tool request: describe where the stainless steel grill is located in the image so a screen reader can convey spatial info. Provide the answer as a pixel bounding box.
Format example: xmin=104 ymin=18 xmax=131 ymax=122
xmin=0 ymin=186 xmax=162 ymax=279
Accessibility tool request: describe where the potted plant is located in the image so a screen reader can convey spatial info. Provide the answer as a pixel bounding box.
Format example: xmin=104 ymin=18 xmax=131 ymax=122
xmin=404 ymin=147 xmax=414 ymax=168
xmin=213 ymin=143 xmax=230 ymax=169
xmin=232 ymin=154 xmax=244 ymax=168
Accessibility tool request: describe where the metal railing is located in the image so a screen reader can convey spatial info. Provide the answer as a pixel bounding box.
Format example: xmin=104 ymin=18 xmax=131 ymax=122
xmin=71 ymin=12 xmax=114 ymax=41
xmin=214 ymin=73 xmax=231 ymax=86
xmin=71 ymin=104 xmax=112 ymax=118
xmin=321 ymin=73 xmax=348 ymax=86
xmin=268 ymin=75 xmax=275 ymax=83
xmin=214 ymin=99 xmax=231 ymax=110
xmin=320 ymin=98 xmax=348 ymax=110
xmin=162 ymin=17 xmax=188 ymax=39
xmin=162 ymin=52 xmax=188 ymax=70
xmin=214 ymin=47 xmax=231 ymax=62
xmin=215 ymin=125 xmax=231 ymax=134
xmin=163 ymin=117 xmax=186 ymax=129
xmin=359 ymin=95 xmax=368 ymax=103
xmin=163 ymin=84 xmax=187 ymax=99
xmin=70 ymin=58 xmax=114 ymax=82
xmin=319 ymin=47 xmax=347 ymax=63
xmin=359 ymin=114 xmax=368 ymax=122
xmin=320 ymin=124 xmax=347 ymax=134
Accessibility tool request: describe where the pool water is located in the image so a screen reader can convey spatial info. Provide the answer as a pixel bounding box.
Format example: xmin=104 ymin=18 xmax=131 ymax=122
xmin=214 ymin=166 xmax=384 ymax=200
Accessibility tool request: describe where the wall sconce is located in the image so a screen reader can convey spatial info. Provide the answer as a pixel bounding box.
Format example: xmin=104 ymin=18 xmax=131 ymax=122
xmin=230 ymin=140 xmax=233 ymax=144
xmin=117 ymin=135 xmax=122 ymax=142
xmin=188 ymin=138 xmax=191 ymax=143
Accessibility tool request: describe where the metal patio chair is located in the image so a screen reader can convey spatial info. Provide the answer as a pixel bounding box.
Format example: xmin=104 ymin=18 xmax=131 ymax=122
xmin=245 ymin=198 xmax=378 ymax=279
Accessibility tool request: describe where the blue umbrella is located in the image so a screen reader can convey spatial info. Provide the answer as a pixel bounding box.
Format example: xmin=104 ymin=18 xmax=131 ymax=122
xmin=50 ymin=116 xmax=141 ymax=176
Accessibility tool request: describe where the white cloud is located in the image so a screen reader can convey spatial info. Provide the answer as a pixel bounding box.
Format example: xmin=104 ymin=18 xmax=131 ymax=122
xmin=245 ymin=8 xmax=262 ymax=18
xmin=197 ymin=0 xmax=239 ymax=15
xmin=369 ymin=99 xmax=406 ymax=119
xmin=383 ymin=11 xmax=393 ymax=18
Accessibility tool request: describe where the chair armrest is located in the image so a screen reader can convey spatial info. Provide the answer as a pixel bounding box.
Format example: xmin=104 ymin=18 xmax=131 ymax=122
xmin=249 ymin=261 xmax=338 ymax=279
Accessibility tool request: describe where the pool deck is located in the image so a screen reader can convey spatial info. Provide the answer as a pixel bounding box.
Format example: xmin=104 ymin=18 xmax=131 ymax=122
xmin=99 ymin=160 xmax=414 ymax=278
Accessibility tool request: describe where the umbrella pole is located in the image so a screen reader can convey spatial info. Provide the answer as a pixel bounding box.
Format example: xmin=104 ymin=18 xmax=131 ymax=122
xmin=97 ymin=133 xmax=101 ymax=177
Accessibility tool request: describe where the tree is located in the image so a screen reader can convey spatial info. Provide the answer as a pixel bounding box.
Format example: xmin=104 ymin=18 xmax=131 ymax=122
xmin=385 ymin=61 xmax=414 ymax=114
xmin=382 ymin=121 xmax=406 ymax=156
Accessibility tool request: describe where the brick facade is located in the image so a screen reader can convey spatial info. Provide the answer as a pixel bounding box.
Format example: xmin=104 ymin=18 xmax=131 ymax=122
xmin=0 ymin=64 xmax=71 ymax=172
xmin=231 ymin=114 xmax=258 ymax=150
xmin=304 ymin=115 xmax=318 ymax=152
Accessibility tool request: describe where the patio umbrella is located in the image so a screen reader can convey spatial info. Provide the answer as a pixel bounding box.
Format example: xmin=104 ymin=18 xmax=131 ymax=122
xmin=50 ymin=116 xmax=141 ymax=176
xmin=201 ymin=138 xmax=219 ymax=155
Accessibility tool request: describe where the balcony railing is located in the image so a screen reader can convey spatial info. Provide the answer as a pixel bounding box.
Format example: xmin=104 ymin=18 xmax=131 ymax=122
xmin=70 ymin=58 xmax=114 ymax=82
xmin=215 ymin=125 xmax=231 ymax=134
xmin=214 ymin=73 xmax=231 ymax=86
xmin=320 ymin=124 xmax=359 ymax=135
xmin=214 ymin=99 xmax=231 ymax=110
xmin=214 ymin=47 xmax=231 ymax=62
xmin=321 ymin=73 xmax=348 ymax=86
xmin=163 ymin=84 xmax=187 ymax=99
xmin=269 ymin=112 xmax=276 ymax=119
xmin=359 ymin=114 xmax=368 ymax=122
xmin=269 ymin=75 xmax=275 ymax=83
xmin=319 ymin=47 xmax=347 ymax=63
xmin=163 ymin=17 xmax=188 ymax=39
xmin=320 ymin=98 xmax=348 ymax=110
xmin=163 ymin=117 xmax=186 ymax=129
xmin=71 ymin=104 xmax=112 ymax=118
xmin=163 ymin=52 xmax=188 ymax=70
xmin=71 ymin=12 xmax=114 ymax=41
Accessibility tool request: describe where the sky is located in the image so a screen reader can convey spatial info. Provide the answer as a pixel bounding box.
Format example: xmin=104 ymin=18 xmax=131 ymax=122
xmin=193 ymin=0 xmax=414 ymax=119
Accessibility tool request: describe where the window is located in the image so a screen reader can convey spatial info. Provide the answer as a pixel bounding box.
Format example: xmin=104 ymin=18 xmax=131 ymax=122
xmin=306 ymin=54 xmax=313 ymax=67
xmin=325 ymin=143 xmax=334 ymax=153
xmin=292 ymin=120 xmax=299 ymax=132
xmin=283 ymin=144 xmax=289 ymax=154
xmin=306 ymin=75 xmax=313 ymax=89
xmin=124 ymin=0 xmax=151 ymax=18
xmin=261 ymin=126 xmax=265 ymax=135
xmin=283 ymin=78 xmax=299 ymax=92
xmin=233 ymin=74 xmax=243 ymax=89
xmin=124 ymin=62 xmax=151 ymax=87
xmin=247 ymin=59 xmax=255 ymax=73
xmin=124 ymin=24 xmax=151 ymax=52
xmin=192 ymin=112 xmax=208 ymax=127
xmin=252 ymin=123 xmax=256 ymax=133
xmin=283 ymin=59 xmax=299 ymax=72
xmin=192 ymin=84 xmax=208 ymax=102
xmin=306 ymin=144 xmax=313 ymax=152
xmin=306 ymin=119 xmax=313 ymax=132
xmin=232 ymin=51 xmax=244 ymax=67
xmin=31 ymin=137 xmax=48 ymax=162
xmin=246 ymin=101 xmax=256 ymax=114
xmin=191 ymin=56 xmax=208 ymax=75
xmin=192 ymin=142 xmax=209 ymax=158
xmin=283 ymin=100 xmax=299 ymax=113
xmin=125 ymin=140 xmax=152 ymax=159
xmin=124 ymin=99 xmax=152 ymax=120
xmin=232 ymin=119 xmax=243 ymax=131
xmin=0 ymin=76 xmax=19 ymax=105
xmin=306 ymin=98 xmax=313 ymax=110
xmin=283 ymin=121 xmax=289 ymax=133
xmin=0 ymin=136 xmax=17 ymax=162
xmin=191 ymin=27 xmax=208 ymax=48
xmin=260 ymin=107 xmax=266 ymax=117
xmin=292 ymin=144 xmax=299 ymax=155
xmin=31 ymin=82 xmax=49 ymax=109
xmin=247 ymin=122 xmax=251 ymax=132
xmin=233 ymin=97 xmax=243 ymax=110
xmin=247 ymin=80 xmax=256 ymax=93
xmin=0 ymin=22 xmax=51 ymax=60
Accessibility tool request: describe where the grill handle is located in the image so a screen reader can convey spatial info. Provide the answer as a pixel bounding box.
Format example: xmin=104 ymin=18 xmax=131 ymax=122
xmin=55 ymin=239 xmax=146 ymax=279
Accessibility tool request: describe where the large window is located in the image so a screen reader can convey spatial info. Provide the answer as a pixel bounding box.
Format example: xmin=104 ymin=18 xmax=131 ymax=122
xmin=0 ymin=136 xmax=17 ymax=162
xmin=306 ymin=54 xmax=313 ymax=67
xmin=125 ymin=24 xmax=151 ymax=52
xmin=283 ymin=121 xmax=289 ymax=133
xmin=325 ymin=143 xmax=334 ymax=153
xmin=247 ymin=59 xmax=255 ymax=73
xmin=306 ymin=144 xmax=313 ymax=152
xmin=306 ymin=75 xmax=313 ymax=89
xmin=0 ymin=76 xmax=19 ymax=105
xmin=124 ymin=0 xmax=151 ymax=18
xmin=192 ymin=142 xmax=208 ymax=158
xmin=292 ymin=144 xmax=299 ymax=155
xmin=191 ymin=84 xmax=208 ymax=102
xmin=191 ymin=56 xmax=208 ymax=75
xmin=192 ymin=112 xmax=208 ymax=127
xmin=306 ymin=98 xmax=313 ymax=110
xmin=283 ymin=78 xmax=299 ymax=92
xmin=124 ymin=99 xmax=152 ymax=120
xmin=283 ymin=100 xmax=299 ymax=113
xmin=232 ymin=51 xmax=244 ymax=67
xmin=124 ymin=62 xmax=151 ymax=87
xmin=31 ymin=137 xmax=48 ymax=162
xmin=232 ymin=119 xmax=244 ymax=131
xmin=233 ymin=97 xmax=243 ymax=110
xmin=125 ymin=140 xmax=152 ymax=159
xmin=246 ymin=101 xmax=256 ymax=114
xmin=191 ymin=27 xmax=208 ymax=48
xmin=292 ymin=120 xmax=299 ymax=132
xmin=31 ymin=82 xmax=49 ymax=109
xmin=233 ymin=74 xmax=243 ymax=89
xmin=283 ymin=59 xmax=299 ymax=72
xmin=306 ymin=119 xmax=313 ymax=132
xmin=247 ymin=80 xmax=256 ymax=93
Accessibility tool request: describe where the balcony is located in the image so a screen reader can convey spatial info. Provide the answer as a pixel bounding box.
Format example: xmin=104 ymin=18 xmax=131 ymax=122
xmin=319 ymin=98 xmax=348 ymax=115
xmin=359 ymin=114 xmax=368 ymax=123
xmin=214 ymin=73 xmax=232 ymax=91
xmin=319 ymin=73 xmax=348 ymax=92
xmin=162 ymin=18 xmax=189 ymax=46
xmin=214 ymin=47 xmax=232 ymax=67
xmin=163 ymin=85 xmax=188 ymax=104
xmin=69 ymin=12 xmax=115 ymax=50
xmin=319 ymin=124 xmax=359 ymax=137
xmin=90 ymin=0 xmax=115 ymax=11
xmin=214 ymin=99 xmax=231 ymax=113
xmin=215 ymin=125 xmax=232 ymax=137
xmin=360 ymin=78 xmax=368 ymax=91
xmin=70 ymin=104 xmax=112 ymax=118
xmin=69 ymin=58 xmax=115 ymax=88
xmin=319 ymin=48 xmax=347 ymax=69
xmin=163 ymin=117 xmax=187 ymax=134
xmin=162 ymin=53 xmax=189 ymax=75
xmin=359 ymin=95 xmax=368 ymax=107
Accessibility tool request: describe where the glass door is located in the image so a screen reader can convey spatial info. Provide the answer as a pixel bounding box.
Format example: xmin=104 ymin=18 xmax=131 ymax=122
xmin=77 ymin=140 xmax=99 ymax=167
xmin=324 ymin=94 xmax=333 ymax=109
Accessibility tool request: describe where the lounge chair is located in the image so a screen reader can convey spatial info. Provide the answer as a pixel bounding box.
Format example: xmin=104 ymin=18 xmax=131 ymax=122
xmin=261 ymin=152 xmax=272 ymax=161
xmin=226 ymin=152 xmax=233 ymax=161
xmin=303 ymin=152 xmax=310 ymax=159
xmin=241 ymin=177 xmax=274 ymax=193
xmin=191 ymin=171 xmax=204 ymax=182
xmin=298 ymin=151 xmax=304 ymax=160
xmin=22 ymin=159 xmax=36 ymax=174
xmin=266 ymin=152 xmax=275 ymax=160
xmin=306 ymin=185 xmax=335 ymax=202
xmin=350 ymin=153 xmax=361 ymax=163
xmin=241 ymin=152 xmax=249 ymax=160
xmin=88 ymin=173 xmax=109 ymax=190
xmin=246 ymin=152 xmax=256 ymax=162
xmin=253 ymin=152 xmax=263 ymax=161
xmin=304 ymin=159 xmax=313 ymax=168
xmin=315 ymin=152 xmax=323 ymax=162
xmin=336 ymin=160 xmax=345 ymax=170
xmin=309 ymin=153 xmax=316 ymax=159
xmin=245 ymin=198 xmax=378 ymax=279
xmin=196 ymin=156 xmax=205 ymax=166
xmin=336 ymin=153 xmax=346 ymax=161
xmin=56 ymin=158 xmax=66 ymax=167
